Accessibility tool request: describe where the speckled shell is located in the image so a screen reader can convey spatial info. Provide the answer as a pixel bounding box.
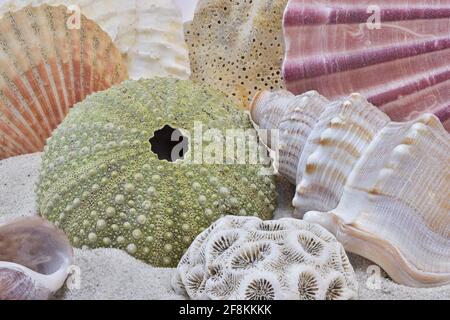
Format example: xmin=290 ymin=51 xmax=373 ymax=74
xmin=0 ymin=217 xmax=73 ymax=300
xmin=36 ymin=78 xmax=277 ymax=268
xmin=294 ymin=93 xmax=390 ymax=215
xmin=0 ymin=4 xmax=128 ymax=160
xmin=0 ymin=0 xmax=190 ymax=80
xmin=282 ymin=0 xmax=450 ymax=131
xmin=305 ymin=114 xmax=450 ymax=287
xmin=185 ymin=0 xmax=288 ymax=108
xmin=250 ymin=90 xmax=329 ymax=183
xmin=173 ymin=215 xmax=358 ymax=300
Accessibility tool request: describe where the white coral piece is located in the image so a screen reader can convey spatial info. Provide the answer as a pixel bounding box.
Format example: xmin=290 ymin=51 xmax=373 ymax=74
xmin=172 ymin=216 xmax=358 ymax=300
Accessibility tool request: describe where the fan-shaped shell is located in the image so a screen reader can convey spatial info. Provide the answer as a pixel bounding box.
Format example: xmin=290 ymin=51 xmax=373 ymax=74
xmin=305 ymin=114 xmax=450 ymax=287
xmin=282 ymin=0 xmax=450 ymax=131
xmin=0 ymin=0 xmax=190 ymax=80
xmin=173 ymin=215 xmax=358 ymax=300
xmin=0 ymin=4 xmax=128 ymax=160
xmin=0 ymin=217 xmax=73 ymax=300
xmin=185 ymin=0 xmax=288 ymax=108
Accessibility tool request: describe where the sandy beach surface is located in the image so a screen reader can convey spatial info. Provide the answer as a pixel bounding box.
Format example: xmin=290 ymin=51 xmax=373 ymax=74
xmin=1 ymin=153 xmax=449 ymax=300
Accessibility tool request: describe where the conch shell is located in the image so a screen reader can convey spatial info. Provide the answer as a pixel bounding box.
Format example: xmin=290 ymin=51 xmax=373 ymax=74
xmin=0 ymin=4 xmax=128 ymax=160
xmin=251 ymin=90 xmax=329 ymax=183
xmin=0 ymin=217 xmax=74 ymax=300
xmin=282 ymin=0 xmax=450 ymax=131
xmin=250 ymin=90 xmax=450 ymax=287
xmin=294 ymin=94 xmax=390 ymax=215
xmin=0 ymin=0 xmax=191 ymax=80
xmin=306 ymin=115 xmax=450 ymax=287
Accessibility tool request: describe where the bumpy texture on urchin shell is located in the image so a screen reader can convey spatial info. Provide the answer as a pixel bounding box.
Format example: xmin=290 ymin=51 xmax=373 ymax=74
xmin=172 ymin=215 xmax=358 ymax=300
xmin=0 ymin=4 xmax=128 ymax=160
xmin=36 ymin=78 xmax=277 ymax=267
xmin=0 ymin=0 xmax=191 ymax=80
xmin=185 ymin=0 xmax=288 ymax=109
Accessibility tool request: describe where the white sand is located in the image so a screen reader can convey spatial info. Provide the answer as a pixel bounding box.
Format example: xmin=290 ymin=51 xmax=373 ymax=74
xmin=1 ymin=153 xmax=449 ymax=300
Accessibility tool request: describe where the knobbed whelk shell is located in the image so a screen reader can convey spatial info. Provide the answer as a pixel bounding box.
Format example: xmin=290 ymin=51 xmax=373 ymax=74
xmin=0 ymin=4 xmax=128 ymax=160
xmin=250 ymin=90 xmax=329 ymax=183
xmin=305 ymin=114 xmax=450 ymax=287
xmin=173 ymin=215 xmax=358 ymax=300
xmin=294 ymin=93 xmax=390 ymax=215
xmin=0 ymin=217 xmax=73 ymax=300
xmin=185 ymin=0 xmax=288 ymax=108
xmin=282 ymin=0 xmax=450 ymax=131
xmin=250 ymin=89 xmax=450 ymax=287
xmin=0 ymin=0 xmax=190 ymax=80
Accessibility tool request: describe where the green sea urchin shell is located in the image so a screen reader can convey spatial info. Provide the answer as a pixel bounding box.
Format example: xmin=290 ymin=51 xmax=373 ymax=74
xmin=36 ymin=78 xmax=276 ymax=267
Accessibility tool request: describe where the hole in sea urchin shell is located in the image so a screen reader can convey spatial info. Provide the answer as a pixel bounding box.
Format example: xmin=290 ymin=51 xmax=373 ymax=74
xmin=149 ymin=125 xmax=189 ymax=162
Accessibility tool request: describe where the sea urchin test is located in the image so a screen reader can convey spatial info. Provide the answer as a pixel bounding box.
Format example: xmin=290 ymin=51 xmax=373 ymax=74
xmin=37 ymin=78 xmax=277 ymax=267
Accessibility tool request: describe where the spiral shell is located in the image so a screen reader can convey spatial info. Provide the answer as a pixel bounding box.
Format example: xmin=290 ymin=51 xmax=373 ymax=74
xmin=250 ymin=89 xmax=450 ymax=287
xmin=0 ymin=217 xmax=73 ymax=300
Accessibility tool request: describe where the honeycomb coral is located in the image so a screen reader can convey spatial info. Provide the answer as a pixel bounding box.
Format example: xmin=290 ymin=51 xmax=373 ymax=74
xmin=36 ymin=78 xmax=276 ymax=267
xmin=185 ymin=0 xmax=288 ymax=109
xmin=172 ymin=216 xmax=358 ymax=300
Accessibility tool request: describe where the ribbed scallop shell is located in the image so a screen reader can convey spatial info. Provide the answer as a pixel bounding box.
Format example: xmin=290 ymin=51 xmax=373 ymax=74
xmin=250 ymin=90 xmax=329 ymax=183
xmin=0 ymin=4 xmax=128 ymax=160
xmin=305 ymin=114 xmax=450 ymax=287
xmin=294 ymin=93 xmax=390 ymax=215
xmin=282 ymin=0 xmax=450 ymax=131
xmin=0 ymin=0 xmax=190 ymax=80
xmin=0 ymin=217 xmax=73 ymax=300
xmin=173 ymin=215 xmax=358 ymax=300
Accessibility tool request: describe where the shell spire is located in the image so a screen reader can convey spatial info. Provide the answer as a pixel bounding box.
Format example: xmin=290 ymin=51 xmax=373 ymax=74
xmin=250 ymin=90 xmax=329 ymax=183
